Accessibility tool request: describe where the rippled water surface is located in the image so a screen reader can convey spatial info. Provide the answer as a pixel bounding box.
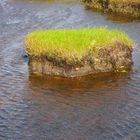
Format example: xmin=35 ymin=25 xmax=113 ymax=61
xmin=0 ymin=0 xmax=140 ymax=139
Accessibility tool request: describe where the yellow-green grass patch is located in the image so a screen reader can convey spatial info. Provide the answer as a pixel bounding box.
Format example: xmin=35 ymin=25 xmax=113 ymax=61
xmin=25 ymin=28 xmax=133 ymax=65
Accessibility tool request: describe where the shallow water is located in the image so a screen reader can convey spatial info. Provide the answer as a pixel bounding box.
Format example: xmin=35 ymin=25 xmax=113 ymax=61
xmin=0 ymin=0 xmax=140 ymax=139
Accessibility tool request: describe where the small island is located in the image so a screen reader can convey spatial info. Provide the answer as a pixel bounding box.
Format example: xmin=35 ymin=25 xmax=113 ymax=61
xmin=25 ymin=28 xmax=133 ymax=77
xmin=84 ymin=0 xmax=140 ymax=19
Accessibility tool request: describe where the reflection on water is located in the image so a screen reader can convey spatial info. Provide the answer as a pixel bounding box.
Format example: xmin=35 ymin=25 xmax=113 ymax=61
xmin=0 ymin=0 xmax=140 ymax=139
xmin=29 ymin=72 xmax=129 ymax=95
xmin=26 ymin=72 xmax=140 ymax=140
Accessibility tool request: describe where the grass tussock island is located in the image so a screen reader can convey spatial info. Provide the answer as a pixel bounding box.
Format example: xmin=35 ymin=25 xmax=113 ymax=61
xmin=25 ymin=28 xmax=134 ymax=77
xmin=84 ymin=0 xmax=140 ymax=19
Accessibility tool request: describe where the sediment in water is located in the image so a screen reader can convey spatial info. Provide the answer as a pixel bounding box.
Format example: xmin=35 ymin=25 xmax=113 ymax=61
xmin=84 ymin=0 xmax=140 ymax=19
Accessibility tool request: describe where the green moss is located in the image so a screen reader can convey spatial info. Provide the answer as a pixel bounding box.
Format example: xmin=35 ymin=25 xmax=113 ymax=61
xmin=25 ymin=28 xmax=133 ymax=65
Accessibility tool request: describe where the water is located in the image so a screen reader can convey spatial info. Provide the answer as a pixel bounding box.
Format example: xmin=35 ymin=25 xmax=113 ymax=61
xmin=0 ymin=0 xmax=140 ymax=139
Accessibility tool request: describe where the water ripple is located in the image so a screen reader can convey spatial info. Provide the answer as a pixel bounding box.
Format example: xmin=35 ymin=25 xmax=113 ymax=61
xmin=0 ymin=0 xmax=140 ymax=139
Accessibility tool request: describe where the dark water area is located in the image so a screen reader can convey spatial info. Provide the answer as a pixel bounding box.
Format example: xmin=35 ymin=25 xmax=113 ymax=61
xmin=0 ymin=0 xmax=140 ymax=139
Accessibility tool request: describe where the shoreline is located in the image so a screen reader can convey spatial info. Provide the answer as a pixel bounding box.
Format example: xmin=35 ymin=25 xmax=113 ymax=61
xmin=84 ymin=0 xmax=140 ymax=19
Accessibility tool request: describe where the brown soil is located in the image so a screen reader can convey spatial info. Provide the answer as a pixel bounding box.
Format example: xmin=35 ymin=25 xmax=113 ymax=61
xmin=28 ymin=44 xmax=133 ymax=77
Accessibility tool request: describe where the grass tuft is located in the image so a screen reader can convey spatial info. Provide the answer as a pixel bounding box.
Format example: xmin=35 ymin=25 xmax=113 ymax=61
xmin=84 ymin=0 xmax=140 ymax=18
xmin=25 ymin=28 xmax=134 ymax=65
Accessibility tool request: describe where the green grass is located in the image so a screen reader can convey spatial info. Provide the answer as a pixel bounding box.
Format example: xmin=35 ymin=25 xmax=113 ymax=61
xmin=25 ymin=28 xmax=133 ymax=64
